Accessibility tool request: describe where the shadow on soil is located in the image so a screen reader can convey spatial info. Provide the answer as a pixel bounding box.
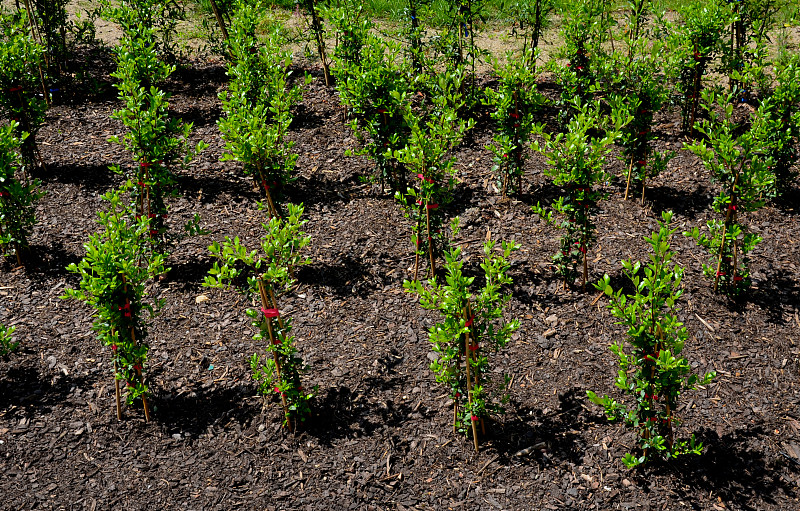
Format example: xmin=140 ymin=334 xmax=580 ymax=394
xmin=305 ymin=373 xmax=420 ymax=446
xmin=32 ymin=162 xmax=120 ymax=193
xmin=646 ymin=184 xmax=712 ymax=219
xmin=176 ymin=171 xmax=257 ymax=204
xmin=165 ymin=256 xmax=215 ymax=291
xmin=653 ymin=425 xmax=797 ymax=511
xmin=20 ymin=241 xmax=82 ymax=283
xmin=0 ymin=364 xmax=94 ymax=414
xmin=153 ymin=384 xmax=259 ymax=437
xmin=493 ymin=387 xmax=600 ymax=467
xmin=743 ymin=268 xmax=800 ymax=326
xmin=296 ymin=256 xmax=373 ymax=297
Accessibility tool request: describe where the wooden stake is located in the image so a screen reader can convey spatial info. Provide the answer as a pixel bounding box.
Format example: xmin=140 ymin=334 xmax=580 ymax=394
xmin=463 ymin=305 xmax=479 ymax=452
xmin=113 ymin=358 xmax=122 ymax=421
xmin=424 ymin=202 xmax=435 ymax=278
xmin=122 ymin=276 xmax=150 ymax=422
xmin=624 ymin=159 xmax=634 ymax=201
xmin=258 ymin=279 xmax=292 ymax=431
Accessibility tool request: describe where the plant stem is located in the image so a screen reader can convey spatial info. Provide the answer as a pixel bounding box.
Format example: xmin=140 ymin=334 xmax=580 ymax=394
xmin=208 ymin=0 xmax=229 ymax=42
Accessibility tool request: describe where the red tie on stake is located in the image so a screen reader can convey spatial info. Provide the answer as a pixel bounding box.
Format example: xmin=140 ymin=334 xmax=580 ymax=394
xmin=261 ymin=307 xmax=280 ymax=318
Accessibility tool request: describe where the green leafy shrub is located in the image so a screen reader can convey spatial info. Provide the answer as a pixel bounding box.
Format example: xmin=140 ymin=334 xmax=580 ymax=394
xmin=0 ymin=123 xmax=44 ymax=265
xmin=663 ymin=0 xmax=731 ymax=133
xmin=750 ymin=51 xmax=800 ymax=197
xmin=297 ymin=0 xmax=331 ymax=85
xmin=322 ymin=0 xmax=372 ymax=71
xmin=392 ymin=73 xmax=475 ymax=280
xmin=404 ymin=222 xmax=520 ymax=450
xmin=204 ymin=202 xmax=313 ymax=431
xmin=508 ymin=0 xmax=554 ymax=71
xmin=335 ymin=35 xmax=412 ymax=191
xmin=109 ymin=26 xmax=206 ymax=243
xmin=63 ymin=184 xmax=166 ymax=421
xmin=549 ymin=0 xmax=612 ymax=119
xmin=0 ymin=10 xmax=48 ymax=172
xmin=532 ymin=99 xmax=630 ymax=289
xmin=684 ymin=90 xmax=774 ymax=295
xmin=218 ymin=4 xmax=302 ymax=217
xmin=100 ymin=0 xmax=185 ymax=60
xmin=589 ymin=211 xmax=716 ymax=468
xmin=483 ymin=50 xmax=545 ymax=197
xmin=30 ymin=0 xmax=69 ymax=74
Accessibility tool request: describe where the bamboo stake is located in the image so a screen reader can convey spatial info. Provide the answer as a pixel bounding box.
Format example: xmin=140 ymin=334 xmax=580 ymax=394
xmin=20 ymin=0 xmax=49 ymax=105
xmin=624 ymin=160 xmax=634 ymax=200
xmin=113 ymin=356 xmax=122 ymax=420
xmin=713 ymin=173 xmax=740 ymax=292
xmin=425 ymin=202 xmax=435 ymax=278
xmin=640 ymin=178 xmax=646 ymax=205
xmin=413 ymin=205 xmax=424 ymax=281
xmin=258 ymin=279 xmax=291 ymax=431
xmin=123 ymin=276 xmax=150 ymax=422
xmin=463 ymin=305 xmax=479 ymax=452
xmin=306 ymin=0 xmax=331 ymax=86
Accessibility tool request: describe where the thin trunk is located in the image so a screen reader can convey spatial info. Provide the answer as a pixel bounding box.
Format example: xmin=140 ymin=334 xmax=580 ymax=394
xmin=208 ymin=0 xmax=229 ymax=42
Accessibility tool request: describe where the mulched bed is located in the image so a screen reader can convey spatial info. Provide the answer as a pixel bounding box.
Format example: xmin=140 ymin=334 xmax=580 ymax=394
xmin=2 ymin=47 xmax=800 ymax=511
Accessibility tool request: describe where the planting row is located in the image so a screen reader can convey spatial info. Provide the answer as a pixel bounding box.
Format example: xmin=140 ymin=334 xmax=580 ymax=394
xmin=1 ymin=0 xmax=799 ymax=470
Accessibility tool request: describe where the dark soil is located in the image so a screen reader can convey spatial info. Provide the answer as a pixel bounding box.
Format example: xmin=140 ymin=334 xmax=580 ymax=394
xmin=2 ymin=50 xmax=800 ymax=511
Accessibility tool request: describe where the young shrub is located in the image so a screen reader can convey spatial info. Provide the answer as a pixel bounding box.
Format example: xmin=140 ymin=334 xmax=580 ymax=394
xmin=588 ymin=211 xmax=716 ymax=468
xmin=0 ymin=10 xmax=48 ymax=173
xmin=721 ymin=0 xmax=784 ymax=94
xmin=63 ymin=184 xmax=166 ymax=422
xmin=404 ymin=221 xmax=520 ymax=451
xmin=508 ymin=0 xmax=554 ymax=72
xmin=335 ymin=35 xmax=412 ymax=191
xmin=662 ymin=0 xmax=731 ymax=133
xmin=0 ymin=123 xmax=45 ymax=266
xmin=549 ymin=0 xmax=612 ymax=119
xmin=602 ymin=1 xmax=674 ymax=201
xmin=322 ymin=0 xmax=372 ymax=72
xmin=297 ymin=0 xmax=331 ymax=86
xmin=204 ymin=203 xmax=313 ymax=431
xmin=218 ymin=4 xmax=303 ymax=217
xmin=483 ymin=50 xmax=545 ymax=197
xmin=109 ymin=26 xmax=206 ymax=243
xmin=29 ymin=0 xmax=69 ymax=75
xmin=402 ymin=0 xmax=430 ymax=73
xmin=0 ymin=324 xmax=19 ymax=357
xmin=100 ymin=0 xmax=185 ymax=60
xmin=750 ymin=51 xmax=800 ymax=197
xmin=531 ymin=99 xmax=630 ymax=289
xmin=392 ymin=73 xmax=475 ymax=280
xmin=683 ymin=90 xmax=774 ymax=296
xmin=427 ymin=0 xmax=488 ymax=106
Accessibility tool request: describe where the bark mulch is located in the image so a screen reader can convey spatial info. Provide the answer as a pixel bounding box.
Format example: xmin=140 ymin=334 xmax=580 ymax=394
xmin=1 ymin=51 xmax=800 ymax=510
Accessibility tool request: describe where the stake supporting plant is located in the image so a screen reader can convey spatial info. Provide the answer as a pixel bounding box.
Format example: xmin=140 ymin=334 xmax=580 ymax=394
xmin=531 ymin=98 xmax=629 ymax=289
xmin=219 ymin=4 xmax=303 ymax=214
xmin=205 ymin=203 xmax=314 ymax=430
xmin=588 ymin=211 xmax=715 ymax=468
xmin=405 ymin=221 xmax=519 ymax=450
xmin=0 ymin=123 xmax=45 ymax=266
xmin=63 ymin=183 xmax=166 ymax=422
xmin=684 ymin=90 xmax=773 ymax=296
